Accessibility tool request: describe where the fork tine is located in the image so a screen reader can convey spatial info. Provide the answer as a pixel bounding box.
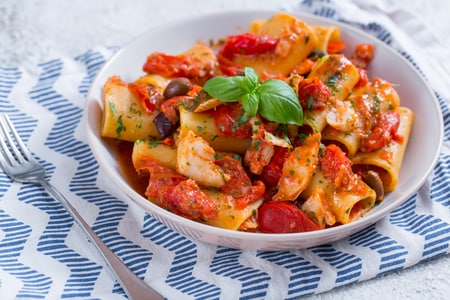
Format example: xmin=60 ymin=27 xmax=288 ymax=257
xmin=0 ymin=115 xmax=31 ymax=165
xmin=4 ymin=115 xmax=33 ymax=160
xmin=0 ymin=116 xmax=17 ymax=166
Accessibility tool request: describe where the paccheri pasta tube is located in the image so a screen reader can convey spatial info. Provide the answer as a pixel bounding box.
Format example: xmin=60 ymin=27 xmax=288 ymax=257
xmin=351 ymin=107 xmax=414 ymax=193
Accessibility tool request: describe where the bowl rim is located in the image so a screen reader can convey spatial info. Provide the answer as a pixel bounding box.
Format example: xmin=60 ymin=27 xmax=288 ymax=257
xmin=85 ymin=8 xmax=444 ymax=247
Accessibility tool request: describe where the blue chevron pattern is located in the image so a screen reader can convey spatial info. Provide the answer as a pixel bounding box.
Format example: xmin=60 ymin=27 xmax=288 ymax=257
xmin=1 ymin=0 xmax=450 ymax=298
xmin=431 ymin=155 xmax=450 ymax=207
xmin=210 ymin=247 xmax=270 ymax=299
xmin=141 ymin=216 xmax=221 ymax=299
xmin=257 ymin=250 xmax=322 ymax=299
xmin=310 ymin=244 xmax=362 ymax=286
xmin=390 ymin=194 xmax=450 ymax=263
xmin=349 ymin=224 xmax=408 ymax=275
xmin=0 ymin=211 xmax=52 ymax=299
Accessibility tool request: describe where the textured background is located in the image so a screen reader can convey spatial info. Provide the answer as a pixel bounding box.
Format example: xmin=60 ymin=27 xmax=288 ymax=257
xmin=1 ymin=0 xmax=449 ymax=299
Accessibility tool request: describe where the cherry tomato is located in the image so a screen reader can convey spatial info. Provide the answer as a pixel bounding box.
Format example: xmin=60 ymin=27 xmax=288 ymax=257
xmin=354 ymin=67 xmax=369 ymax=88
xmin=143 ymin=52 xmax=199 ymax=78
xmin=326 ymin=40 xmax=345 ymax=54
xmin=144 ymin=161 xmax=185 ymax=200
xmin=210 ymin=102 xmax=252 ymax=139
xmin=216 ymin=33 xmax=278 ymax=76
xmin=258 ymin=201 xmax=319 ymax=233
xmin=320 ymin=144 xmax=356 ymax=190
xmin=360 ymin=111 xmax=401 ymax=153
xmin=216 ymin=55 xmax=243 ymax=76
xmin=297 ymin=77 xmax=331 ymax=111
xmin=219 ymin=33 xmax=279 ymax=59
xmin=159 ymin=95 xmax=190 ymax=123
xmin=165 ymin=179 xmax=219 ymax=221
xmin=217 ymin=156 xmax=265 ymax=209
xmin=129 ymin=82 xmax=162 ymax=112
xmin=351 ymin=43 xmax=374 ymax=69
xmin=260 ymin=147 xmax=289 ymax=188
xmin=320 ymin=144 xmax=352 ymax=180
xmin=354 ymin=43 xmax=374 ymax=62
xmin=145 ymin=161 xmax=219 ymax=221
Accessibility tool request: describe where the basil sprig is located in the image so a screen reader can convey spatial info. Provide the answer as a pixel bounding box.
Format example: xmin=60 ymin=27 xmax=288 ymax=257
xmin=202 ymin=67 xmax=303 ymax=125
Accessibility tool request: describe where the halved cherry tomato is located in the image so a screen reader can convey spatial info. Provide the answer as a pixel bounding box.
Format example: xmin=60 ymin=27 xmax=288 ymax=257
xmin=354 ymin=67 xmax=369 ymax=88
xmin=129 ymin=82 xmax=163 ymax=112
xmin=166 ymin=179 xmax=219 ymax=221
xmin=258 ymin=201 xmax=319 ymax=233
xmin=360 ymin=111 xmax=401 ymax=153
xmin=210 ymin=102 xmax=252 ymax=139
xmin=217 ymin=33 xmax=279 ymax=76
xmin=327 ymin=40 xmax=345 ymax=54
xmin=216 ymin=53 xmax=243 ymax=76
xmin=320 ymin=144 xmax=354 ymax=190
xmin=354 ymin=43 xmax=374 ymax=62
xmin=219 ymin=33 xmax=279 ymax=59
xmin=144 ymin=161 xmax=185 ymax=201
xmin=297 ymin=77 xmax=331 ymax=111
xmin=320 ymin=144 xmax=352 ymax=180
xmin=144 ymin=161 xmax=219 ymax=221
xmin=216 ymin=156 xmax=265 ymax=209
xmin=159 ymin=95 xmax=190 ymax=123
xmin=260 ymin=146 xmax=289 ymax=188
xmin=351 ymin=43 xmax=374 ymax=69
xmin=143 ymin=52 xmax=200 ymax=78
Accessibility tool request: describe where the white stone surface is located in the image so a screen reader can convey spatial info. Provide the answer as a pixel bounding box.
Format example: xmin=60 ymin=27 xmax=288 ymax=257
xmin=2 ymin=0 xmax=449 ymax=299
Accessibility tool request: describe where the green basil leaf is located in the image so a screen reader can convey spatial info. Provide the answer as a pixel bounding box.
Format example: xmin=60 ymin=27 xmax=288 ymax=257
xmin=203 ymin=75 xmax=247 ymax=101
xmin=203 ymin=67 xmax=303 ymax=125
xmin=244 ymin=67 xmax=259 ymax=92
xmin=242 ymin=92 xmax=259 ymax=116
xmin=257 ymin=79 xmax=303 ymax=125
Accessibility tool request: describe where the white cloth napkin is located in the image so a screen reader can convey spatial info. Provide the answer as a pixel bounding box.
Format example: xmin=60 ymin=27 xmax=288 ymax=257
xmin=1 ymin=0 xmax=449 ymax=299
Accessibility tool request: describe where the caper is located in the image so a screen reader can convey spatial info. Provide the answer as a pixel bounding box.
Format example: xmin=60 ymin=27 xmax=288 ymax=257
xmin=163 ymin=77 xmax=191 ymax=99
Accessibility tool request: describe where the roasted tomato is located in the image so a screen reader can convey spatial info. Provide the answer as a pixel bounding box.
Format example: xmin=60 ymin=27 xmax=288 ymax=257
xmin=354 ymin=67 xmax=369 ymax=88
xmin=351 ymin=43 xmax=374 ymax=69
xmin=144 ymin=161 xmax=185 ymax=201
xmin=144 ymin=161 xmax=218 ymax=221
xmin=297 ymin=77 xmax=331 ymax=111
xmin=216 ymin=156 xmax=265 ymax=209
xmin=320 ymin=144 xmax=354 ymax=190
xmin=217 ymin=33 xmax=279 ymax=76
xmin=219 ymin=33 xmax=279 ymax=59
xmin=128 ymin=82 xmax=163 ymax=112
xmin=166 ymin=179 xmax=219 ymax=221
xmin=210 ymin=102 xmax=252 ymax=139
xmin=143 ymin=52 xmax=214 ymax=80
xmin=326 ymin=40 xmax=345 ymax=54
xmin=259 ymin=146 xmax=289 ymax=188
xmin=360 ymin=111 xmax=401 ymax=153
xmin=258 ymin=201 xmax=319 ymax=233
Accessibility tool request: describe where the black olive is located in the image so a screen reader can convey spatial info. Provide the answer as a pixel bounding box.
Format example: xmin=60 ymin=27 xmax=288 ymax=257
xmin=163 ymin=77 xmax=191 ymax=99
xmin=153 ymin=112 xmax=177 ymax=138
xmin=362 ymin=170 xmax=384 ymax=201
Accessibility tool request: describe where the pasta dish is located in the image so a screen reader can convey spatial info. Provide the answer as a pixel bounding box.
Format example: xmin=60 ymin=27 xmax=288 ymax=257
xmin=99 ymin=13 xmax=413 ymax=233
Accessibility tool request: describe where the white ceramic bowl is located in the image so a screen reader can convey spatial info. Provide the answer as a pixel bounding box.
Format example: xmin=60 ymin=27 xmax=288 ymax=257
xmin=85 ymin=10 xmax=443 ymax=250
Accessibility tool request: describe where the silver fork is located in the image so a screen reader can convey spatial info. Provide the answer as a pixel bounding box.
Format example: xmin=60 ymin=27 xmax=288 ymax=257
xmin=0 ymin=114 xmax=163 ymax=300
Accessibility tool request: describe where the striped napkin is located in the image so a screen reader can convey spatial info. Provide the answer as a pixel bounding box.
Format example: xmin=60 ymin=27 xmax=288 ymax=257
xmin=1 ymin=0 xmax=449 ymax=299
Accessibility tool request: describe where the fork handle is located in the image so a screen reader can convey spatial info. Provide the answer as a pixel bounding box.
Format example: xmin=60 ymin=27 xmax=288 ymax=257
xmin=41 ymin=181 xmax=163 ymax=300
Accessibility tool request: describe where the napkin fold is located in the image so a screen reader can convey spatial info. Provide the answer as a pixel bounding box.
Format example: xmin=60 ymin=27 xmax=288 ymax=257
xmin=1 ymin=0 xmax=449 ymax=299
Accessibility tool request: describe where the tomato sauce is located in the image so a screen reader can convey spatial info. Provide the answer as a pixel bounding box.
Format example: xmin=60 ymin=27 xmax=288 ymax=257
xmin=108 ymin=140 xmax=148 ymax=196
